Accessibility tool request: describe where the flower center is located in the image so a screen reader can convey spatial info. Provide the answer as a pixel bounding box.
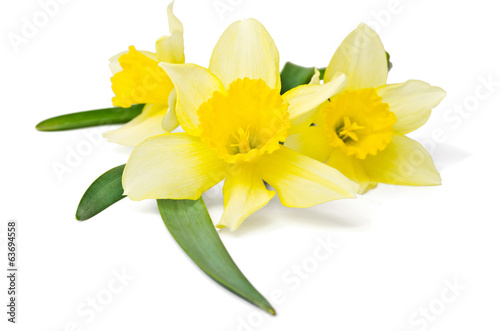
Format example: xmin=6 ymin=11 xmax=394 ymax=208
xmin=198 ymin=78 xmax=290 ymax=164
xmin=322 ymin=88 xmax=396 ymax=159
xmin=337 ymin=116 xmax=365 ymax=142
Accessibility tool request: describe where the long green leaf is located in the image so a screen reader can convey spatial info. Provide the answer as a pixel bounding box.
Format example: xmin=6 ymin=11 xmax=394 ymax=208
xmin=74 ymin=166 xmax=275 ymax=314
xmin=36 ymin=104 xmax=144 ymax=132
xmin=76 ymin=165 xmax=126 ymax=221
xmin=157 ymin=199 xmax=276 ymax=315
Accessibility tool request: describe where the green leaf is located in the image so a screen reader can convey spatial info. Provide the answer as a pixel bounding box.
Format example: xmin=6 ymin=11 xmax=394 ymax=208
xmin=386 ymin=51 xmax=393 ymax=72
xmin=76 ymin=165 xmax=126 ymax=221
xmin=280 ymin=62 xmax=317 ymax=94
xmin=75 ymin=165 xmax=275 ymax=313
xmin=36 ymin=104 xmax=144 ymax=132
xmin=157 ymin=199 xmax=276 ymax=315
xmin=318 ymin=67 xmax=326 ymax=80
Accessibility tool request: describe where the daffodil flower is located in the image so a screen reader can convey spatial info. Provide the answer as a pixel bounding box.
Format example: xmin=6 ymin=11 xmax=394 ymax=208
xmin=286 ymin=23 xmax=446 ymax=193
xmin=103 ymin=2 xmax=184 ymax=146
xmin=122 ymin=19 xmax=359 ymax=230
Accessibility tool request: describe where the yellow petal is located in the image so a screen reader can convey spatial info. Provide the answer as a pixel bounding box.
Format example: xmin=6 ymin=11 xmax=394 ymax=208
xmin=377 ymin=80 xmax=446 ymax=134
xmin=258 ymin=147 xmax=358 ymax=208
xmin=217 ymin=165 xmax=275 ymax=231
xmin=209 ymin=19 xmax=280 ymax=91
xmin=363 ymin=134 xmax=441 ymax=186
xmin=123 ymin=133 xmax=227 ymax=200
xmin=283 ymin=72 xmax=347 ymax=134
xmin=109 ymin=50 xmax=158 ymax=75
xmin=103 ymin=103 xmax=169 ymax=146
xmin=324 ymin=23 xmax=387 ymax=90
xmin=285 ymin=126 xmax=333 ymax=163
xmin=326 ymin=148 xmax=378 ymax=194
xmin=162 ymin=88 xmax=179 ymax=132
xmin=159 ymin=63 xmax=225 ymax=136
xmin=111 ymin=46 xmax=173 ymax=108
xmin=155 ymin=1 xmax=185 ymax=64
xmin=309 ymin=68 xmax=321 ymax=85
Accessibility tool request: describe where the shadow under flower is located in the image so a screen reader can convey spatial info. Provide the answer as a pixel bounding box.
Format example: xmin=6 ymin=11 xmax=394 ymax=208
xmin=431 ymin=143 xmax=471 ymax=171
xmin=219 ymin=193 xmax=376 ymax=238
xmin=129 ymin=141 xmax=470 ymax=238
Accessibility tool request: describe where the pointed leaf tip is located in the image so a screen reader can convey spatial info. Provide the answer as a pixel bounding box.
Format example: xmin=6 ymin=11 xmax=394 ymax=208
xmin=36 ymin=104 xmax=144 ymax=132
xmin=157 ymin=198 xmax=276 ymax=315
xmin=76 ymin=164 xmax=127 ymax=221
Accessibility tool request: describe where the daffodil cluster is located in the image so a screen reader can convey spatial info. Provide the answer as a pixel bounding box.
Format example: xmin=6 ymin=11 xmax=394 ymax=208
xmin=34 ymin=0 xmax=449 ymax=313
xmin=107 ymin=2 xmax=445 ymax=230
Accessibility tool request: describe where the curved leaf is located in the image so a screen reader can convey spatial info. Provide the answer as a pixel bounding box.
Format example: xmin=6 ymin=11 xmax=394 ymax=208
xmin=76 ymin=165 xmax=126 ymax=221
xmin=36 ymin=104 xmax=144 ymax=132
xmin=157 ymin=198 xmax=276 ymax=315
xmin=75 ymin=166 xmax=275 ymax=314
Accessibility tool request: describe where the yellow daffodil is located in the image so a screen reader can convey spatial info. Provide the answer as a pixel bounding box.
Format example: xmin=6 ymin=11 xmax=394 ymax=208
xmin=122 ymin=19 xmax=359 ymax=230
xmin=286 ymin=23 xmax=446 ymax=193
xmin=103 ymin=1 xmax=184 ymax=146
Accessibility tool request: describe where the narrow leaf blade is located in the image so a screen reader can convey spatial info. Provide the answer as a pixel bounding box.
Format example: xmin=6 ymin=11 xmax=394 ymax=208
xmin=36 ymin=104 xmax=144 ymax=132
xmin=76 ymin=165 xmax=126 ymax=221
xmin=157 ymin=198 xmax=276 ymax=315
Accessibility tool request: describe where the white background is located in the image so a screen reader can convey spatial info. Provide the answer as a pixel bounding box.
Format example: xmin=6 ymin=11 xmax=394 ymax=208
xmin=1 ymin=0 xmax=500 ymax=330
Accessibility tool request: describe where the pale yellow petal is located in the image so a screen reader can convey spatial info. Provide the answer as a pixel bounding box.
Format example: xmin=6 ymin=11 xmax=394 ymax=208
xmin=209 ymin=19 xmax=280 ymax=90
xmin=326 ymin=148 xmax=378 ymax=194
xmin=109 ymin=51 xmax=127 ymax=75
xmin=324 ymin=23 xmax=387 ymax=89
xmin=283 ymin=72 xmax=347 ymax=134
xmin=285 ymin=126 xmax=333 ymax=163
xmin=123 ymin=133 xmax=227 ymax=200
xmin=162 ymin=88 xmax=179 ymax=132
xmin=155 ymin=1 xmax=185 ymax=64
xmin=259 ymin=147 xmax=358 ymax=208
xmin=309 ymin=68 xmax=321 ymax=85
xmin=217 ymin=165 xmax=275 ymax=231
xmin=377 ymin=80 xmax=446 ymax=134
xmin=363 ymin=134 xmax=441 ymax=186
xmin=159 ymin=63 xmax=225 ymax=136
xmin=103 ymin=103 xmax=168 ymax=146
